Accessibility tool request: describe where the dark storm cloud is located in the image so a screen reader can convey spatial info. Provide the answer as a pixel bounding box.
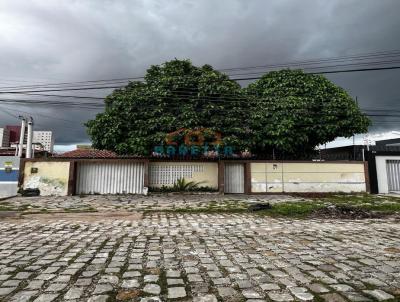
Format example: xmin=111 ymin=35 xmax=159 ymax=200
xmin=0 ymin=0 xmax=399 ymax=147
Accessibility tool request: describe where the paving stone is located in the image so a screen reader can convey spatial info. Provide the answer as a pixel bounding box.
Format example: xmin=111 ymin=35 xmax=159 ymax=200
xmin=88 ymin=296 xmax=109 ymax=302
xmin=121 ymin=279 xmax=140 ymax=288
xmin=53 ymin=275 xmax=71 ymax=283
xmin=268 ymin=292 xmax=294 ymax=301
xmin=2 ymin=280 xmax=21 ymax=287
xmin=144 ymin=275 xmax=159 ymax=283
xmin=343 ymin=292 xmax=371 ymax=302
xmin=321 ymin=293 xmax=347 ymax=302
xmin=99 ymin=275 xmax=119 ymax=285
xmin=167 ymin=278 xmax=184 ymax=285
xmin=212 ymin=277 xmax=230 ymax=285
xmin=217 ymin=287 xmax=238 ymax=297
xmin=35 ymin=274 xmax=56 ymax=281
xmin=123 ymin=271 xmax=141 ymax=278
xmin=10 ymin=290 xmax=38 ymax=302
xmin=307 ymin=283 xmax=330 ymax=293
xmin=0 ymin=275 xmax=11 ymax=281
xmin=188 ymin=274 xmax=204 ymax=282
xmin=237 ymin=280 xmax=253 ymax=289
xmin=242 ymin=289 xmax=262 ymax=299
xmin=331 ymin=284 xmax=354 ymax=292
xmin=140 ymin=298 xmax=162 ymax=302
xmin=14 ymin=272 xmax=32 ymax=280
xmin=0 ymin=286 xmax=16 ymax=296
xmin=260 ymin=283 xmax=280 ymax=291
xmin=193 ymin=294 xmax=218 ymax=302
xmin=168 ymin=287 xmax=186 ymax=299
xmin=362 ymin=289 xmax=394 ymax=301
xmin=33 ymin=294 xmax=59 ymax=302
xmin=143 ymin=284 xmax=161 ymax=295
xmin=75 ymin=278 xmax=92 ymax=286
xmin=290 ymin=288 xmax=314 ymax=301
xmin=93 ymin=283 xmax=114 ymax=294
xmin=64 ymin=287 xmax=83 ymax=300
xmin=45 ymin=283 xmax=67 ymax=292
xmin=82 ymin=270 xmax=99 ymax=277
xmin=166 ymin=270 xmax=180 ymax=278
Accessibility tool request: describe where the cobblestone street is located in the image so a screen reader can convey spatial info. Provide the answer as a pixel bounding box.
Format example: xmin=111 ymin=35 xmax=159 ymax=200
xmin=1 ymin=203 xmax=400 ymax=302
xmin=0 ymin=194 xmax=301 ymax=214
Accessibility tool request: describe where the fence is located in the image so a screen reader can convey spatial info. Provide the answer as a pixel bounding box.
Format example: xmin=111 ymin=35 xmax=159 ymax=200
xmin=19 ymin=158 xmax=368 ymax=196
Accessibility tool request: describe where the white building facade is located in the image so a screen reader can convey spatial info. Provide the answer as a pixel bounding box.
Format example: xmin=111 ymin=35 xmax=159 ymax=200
xmin=33 ymin=131 xmax=54 ymax=152
xmin=0 ymin=128 xmax=10 ymax=147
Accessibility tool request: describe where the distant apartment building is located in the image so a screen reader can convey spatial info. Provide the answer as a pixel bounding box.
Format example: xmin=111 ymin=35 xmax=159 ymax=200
xmin=5 ymin=125 xmax=22 ymax=144
xmin=5 ymin=125 xmax=55 ymax=153
xmin=33 ymin=131 xmax=54 ymax=153
xmin=0 ymin=128 xmax=10 ymax=147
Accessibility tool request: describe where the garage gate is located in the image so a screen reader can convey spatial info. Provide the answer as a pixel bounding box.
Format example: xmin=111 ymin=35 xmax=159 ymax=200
xmin=224 ymin=163 xmax=245 ymax=193
xmin=76 ymin=162 xmax=145 ymax=194
xmin=386 ymin=160 xmax=400 ymax=192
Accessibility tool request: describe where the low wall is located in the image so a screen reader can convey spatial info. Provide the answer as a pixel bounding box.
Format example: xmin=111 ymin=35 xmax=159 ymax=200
xmin=23 ymin=161 xmax=71 ymax=196
xmin=0 ymin=156 xmax=20 ymax=198
xmin=149 ymin=161 xmax=218 ymax=189
xmin=251 ymin=162 xmax=366 ymax=193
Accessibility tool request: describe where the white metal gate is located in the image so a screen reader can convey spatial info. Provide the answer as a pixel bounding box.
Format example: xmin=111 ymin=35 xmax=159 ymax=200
xmin=76 ymin=162 xmax=145 ymax=194
xmin=224 ymin=163 xmax=245 ymax=193
xmin=386 ymin=160 xmax=400 ymax=192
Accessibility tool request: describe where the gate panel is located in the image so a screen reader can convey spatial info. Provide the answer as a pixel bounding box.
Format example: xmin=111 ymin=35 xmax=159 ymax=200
xmin=387 ymin=160 xmax=400 ymax=192
xmin=76 ymin=162 xmax=145 ymax=194
xmin=224 ymin=163 xmax=244 ymax=193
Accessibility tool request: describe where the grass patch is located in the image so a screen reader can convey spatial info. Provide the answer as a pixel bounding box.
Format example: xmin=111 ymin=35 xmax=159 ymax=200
xmin=312 ymin=193 xmax=400 ymax=213
xmin=260 ymin=202 xmax=324 ymax=217
xmin=146 ymin=193 xmax=400 ymax=218
xmin=0 ymin=205 xmax=15 ymax=211
xmin=145 ymin=207 xmax=248 ymax=214
xmin=63 ymin=207 xmax=97 ymax=213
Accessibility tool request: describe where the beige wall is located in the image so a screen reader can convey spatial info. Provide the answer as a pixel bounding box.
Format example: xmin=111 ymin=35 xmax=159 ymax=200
xmin=251 ymin=162 xmax=366 ymax=193
xmin=23 ymin=161 xmax=70 ymax=196
xmin=149 ymin=162 xmax=218 ymax=188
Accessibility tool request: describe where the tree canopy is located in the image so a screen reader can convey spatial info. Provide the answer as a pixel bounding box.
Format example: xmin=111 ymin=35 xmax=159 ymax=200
xmin=86 ymin=59 xmax=370 ymax=156
xmin=86 ymin=60 xmax=248 ymax=155
xmin=246 ymin=69 xmax=370 ymax=154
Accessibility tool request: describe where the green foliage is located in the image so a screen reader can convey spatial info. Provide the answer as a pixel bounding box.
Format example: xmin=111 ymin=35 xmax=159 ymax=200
xmin=86 ymin=60 xmax=370 ymax=156
xmin=149 ymin=185 xmax=218 ymax=193
xmin=246 ymin=69 xmax=370 ymax=154
xmin=172 ymin=177 xmax=205 ymax=191
xmin=86 ymin=59 xmax=248 ymax=155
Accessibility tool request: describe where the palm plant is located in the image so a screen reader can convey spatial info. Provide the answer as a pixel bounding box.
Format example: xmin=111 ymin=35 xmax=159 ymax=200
xmin=172 ymin=177 xmax=205 ymax=191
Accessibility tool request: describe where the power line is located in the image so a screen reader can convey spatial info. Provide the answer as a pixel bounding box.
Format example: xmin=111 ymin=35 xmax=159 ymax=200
xmin=0 ymin=104 xmax=85 ymax=131
xmin=1 ymin=65 xmax=399 ymax=95
xmin=221 ymin=49 xmax=400 ymax=72
xmin=1 ymin=97 xmax=400 ymax=121
xmin=1 ymin=49 xmax=400 ymax=91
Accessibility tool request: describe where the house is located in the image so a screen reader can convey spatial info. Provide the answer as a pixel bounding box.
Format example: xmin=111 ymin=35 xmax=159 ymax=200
xmin=18 ymin=148 xmax=368 ymax=196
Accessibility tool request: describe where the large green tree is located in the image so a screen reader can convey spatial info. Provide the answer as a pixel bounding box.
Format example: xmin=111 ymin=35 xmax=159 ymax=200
xmin=246 ymin=69 xmax=370 ymax=155
xmin=86 ymin=59 xmax=249 ymax=155
xmin=86 ymin=60 xmax=370 ymax=156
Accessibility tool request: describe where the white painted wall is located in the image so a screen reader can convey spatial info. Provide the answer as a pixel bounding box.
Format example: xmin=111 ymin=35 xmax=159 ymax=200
xmin=375 ymin=156 xmax=400 ymax=193
xmin=251 ymin=162 xmax=366 ymax=193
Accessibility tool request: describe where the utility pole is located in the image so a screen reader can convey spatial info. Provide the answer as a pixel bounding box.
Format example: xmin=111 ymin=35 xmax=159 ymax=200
xmin=17 ymin=116 xmax=26 ymax=158
xmin=26 ymin=117 xmax=34 ymax=159
xmin=353 ymin=96 xmax=358 ymax=160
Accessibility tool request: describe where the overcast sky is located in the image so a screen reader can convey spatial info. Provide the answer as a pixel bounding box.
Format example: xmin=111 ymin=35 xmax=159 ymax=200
xmin=0 ymin=0 xmax=399 ymax=151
